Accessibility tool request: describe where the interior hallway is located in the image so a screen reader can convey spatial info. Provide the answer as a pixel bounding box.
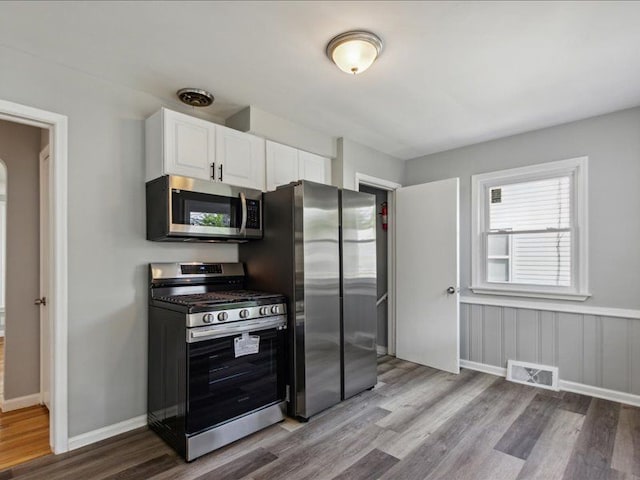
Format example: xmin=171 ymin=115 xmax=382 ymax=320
xmin=0 ymin=338 xmax=50 ymax=471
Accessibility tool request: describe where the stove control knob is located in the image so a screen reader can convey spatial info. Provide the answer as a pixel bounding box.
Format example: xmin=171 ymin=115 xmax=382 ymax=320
xmin=271 ymin=305 xmax=280 ymax=315
xmin=217 ymin=312 xmax=228 ymax=322
xmin=239 ymin=309 xmax=250 ymax=319
xmin=259 ymin=307 xmax=268 ymax=316
xmin=202 ymin=313 xmax=214 ymax=324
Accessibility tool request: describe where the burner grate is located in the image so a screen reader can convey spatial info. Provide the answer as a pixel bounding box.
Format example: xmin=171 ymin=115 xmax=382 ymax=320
xmin=155 ymin=290 xmax=281 ymax=306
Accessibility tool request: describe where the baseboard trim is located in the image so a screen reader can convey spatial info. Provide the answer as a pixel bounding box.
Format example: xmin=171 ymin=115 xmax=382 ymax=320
xmin=460 ymin=359 xmax=507 ymax=377
xmin=558 ymin=380 xmax=640 ymax=408
xmin=68 ymin=414 xmax=147 ymax=451
xmin=376 ymin=345 xmax=388 ymax=355
xmin=0 ymin=393 xmax=41 ymax=412
xmin=460 ymin=359 xmax=640 ymax=407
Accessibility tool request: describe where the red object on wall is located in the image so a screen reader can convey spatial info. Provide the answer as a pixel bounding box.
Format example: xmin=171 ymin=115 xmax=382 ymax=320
xmin=380 ymin=202 xmax=388 ymax=232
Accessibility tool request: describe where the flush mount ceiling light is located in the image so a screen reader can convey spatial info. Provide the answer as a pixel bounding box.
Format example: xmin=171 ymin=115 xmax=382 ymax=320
xmin=176 ymin=88 xmax=215 ymax=107
xmin=326 ymin=30 xmax=383 ymax=75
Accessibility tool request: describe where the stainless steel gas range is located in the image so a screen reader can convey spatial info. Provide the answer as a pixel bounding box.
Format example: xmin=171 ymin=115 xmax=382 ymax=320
xmin=147 ymin=262 xmax=287 ymax=461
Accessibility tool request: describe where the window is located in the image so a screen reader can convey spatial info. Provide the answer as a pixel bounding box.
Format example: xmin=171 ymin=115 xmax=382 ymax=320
xmin=471 ymin=157 xmax=589 ymax=300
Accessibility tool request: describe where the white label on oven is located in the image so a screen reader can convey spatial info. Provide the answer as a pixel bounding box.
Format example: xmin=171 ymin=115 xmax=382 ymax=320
xmin=234 ymin=332 xmax=260 ymax=357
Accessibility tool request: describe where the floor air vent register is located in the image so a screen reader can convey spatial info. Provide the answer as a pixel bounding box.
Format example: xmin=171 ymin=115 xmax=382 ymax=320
xmin=506 ymin=360 xmax=559 ymax=391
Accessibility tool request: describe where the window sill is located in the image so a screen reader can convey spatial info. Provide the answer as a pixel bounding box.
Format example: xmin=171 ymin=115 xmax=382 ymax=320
xmin=469 ymin=285 xmax=592 ymax=302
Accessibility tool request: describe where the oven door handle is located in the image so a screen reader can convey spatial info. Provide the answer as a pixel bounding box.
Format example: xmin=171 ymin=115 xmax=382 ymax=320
xmin=239 ymin=191 xmax=247 ymax=235
xmin=187 ymin=316 xmax=286 ymax=343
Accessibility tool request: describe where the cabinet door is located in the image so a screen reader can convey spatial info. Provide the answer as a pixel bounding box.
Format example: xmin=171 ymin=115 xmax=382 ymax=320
xmin=299 ymin=150 xmax=331 ymax=185
xmin=163 ymin=109 xmax=215 ymax=181
xmin=266 ymin=141 xmax=299 ymax=191
xmin=216 ymin=125 xmax=266 ymax=190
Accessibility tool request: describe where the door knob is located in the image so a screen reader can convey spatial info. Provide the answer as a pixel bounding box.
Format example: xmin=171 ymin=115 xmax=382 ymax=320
xmin=34 ymin=297 xmax=47 ymax=306
xmin=446 ymin=286 xmax=458 ymax=295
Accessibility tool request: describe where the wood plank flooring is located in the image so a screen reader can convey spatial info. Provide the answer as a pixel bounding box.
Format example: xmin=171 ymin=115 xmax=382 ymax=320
xmin=1 ymin=356 xmax=638 ymax=480
xmin=0 ymin=405 xmax=50 ymax=471
xmin=0 ymin=339 xmax=52 ymax=471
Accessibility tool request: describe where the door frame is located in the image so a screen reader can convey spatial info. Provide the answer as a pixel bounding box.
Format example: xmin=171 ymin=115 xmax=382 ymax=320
xmin=39 ymin=145 xmax=51 ymax=410
xmin=355 ymin=172 xmax=401 ymax=356
xmin=0 ymin=99 xmax=68 ymax=454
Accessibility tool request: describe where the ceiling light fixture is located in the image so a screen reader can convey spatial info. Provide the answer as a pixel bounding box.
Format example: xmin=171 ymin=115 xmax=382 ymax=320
xmin=176 ymin=88 xmax=215 ymax=107
xmin=326 ymin=30 xmax=383 ymax=75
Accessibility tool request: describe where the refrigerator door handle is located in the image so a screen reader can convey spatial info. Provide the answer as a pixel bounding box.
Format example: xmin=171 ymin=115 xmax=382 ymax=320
xmin=376 ymin=292 xmax=388 ymax=307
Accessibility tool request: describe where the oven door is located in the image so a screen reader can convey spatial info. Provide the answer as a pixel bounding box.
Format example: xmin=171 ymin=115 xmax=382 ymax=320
xmin=186 ymin=317 xmax=286 ymax=435
xmin=168 ymin=176 xmax=262 ymax=240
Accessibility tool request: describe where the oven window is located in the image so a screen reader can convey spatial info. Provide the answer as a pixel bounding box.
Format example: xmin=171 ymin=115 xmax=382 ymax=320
xmin=171 ymin=189 xmax=241 ymax=229
xmin=186 ymin=328 xmax=285 ymax=435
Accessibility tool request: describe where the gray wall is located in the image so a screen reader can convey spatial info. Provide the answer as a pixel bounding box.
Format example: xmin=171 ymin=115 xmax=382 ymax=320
xmin=0 ymin=119 xmax=41 ymax=399
xmin=0 ymin=46 xmax=237 ymax=436
xmin=226 ymin=105 xmax=337 ymax=159
xmin=405 ymin=107 xmax=640 ymax=310
xmin=360 ymin=185 xmax=388 ymax=348
xmin=406 ymin=107 xmax=640 ymax=394
xmin=461 ymin=303 xmax=640 ymax=395
xmin=337 ymin=138 xmax=405 ymax=191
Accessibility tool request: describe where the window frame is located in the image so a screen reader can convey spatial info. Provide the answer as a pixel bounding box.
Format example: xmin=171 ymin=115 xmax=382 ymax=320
xmin=471 ymin=157 xmax=590 ymax=301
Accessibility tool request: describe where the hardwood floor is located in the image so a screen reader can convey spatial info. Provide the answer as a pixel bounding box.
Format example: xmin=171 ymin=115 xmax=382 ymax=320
xmin=1 ymin=356 xmax=638 ymax=479
xmin=0 ymin=405 xmax=50 ymax=471
xmin=0 ymin=339 xmax=52 ymax=471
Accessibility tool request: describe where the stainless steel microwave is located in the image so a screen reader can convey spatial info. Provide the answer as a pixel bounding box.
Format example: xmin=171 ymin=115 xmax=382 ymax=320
xmin=146 ymin=175 xmax=263 ymax=242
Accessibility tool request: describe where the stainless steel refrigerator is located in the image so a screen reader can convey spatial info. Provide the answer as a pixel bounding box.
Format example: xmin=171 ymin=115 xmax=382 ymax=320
xmin=240 ymin=180 xmax=377 ymax=420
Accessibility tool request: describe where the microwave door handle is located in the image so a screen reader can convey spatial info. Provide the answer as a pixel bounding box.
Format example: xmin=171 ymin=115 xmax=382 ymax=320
xmin=239 ymin=191 xmax=247 ymax=234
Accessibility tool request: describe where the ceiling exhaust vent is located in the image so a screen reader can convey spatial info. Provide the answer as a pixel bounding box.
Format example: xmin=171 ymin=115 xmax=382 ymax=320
xmin=507 ymin=360 xmax=559 ymax=391
xmin=177 ymin=88 xmax=214 ymax=107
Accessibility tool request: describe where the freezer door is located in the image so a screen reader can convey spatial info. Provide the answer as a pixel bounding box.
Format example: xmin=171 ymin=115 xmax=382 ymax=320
xmin=341 ymin=189 xmax=377 ymax=399
xmin=295 ymin=181 xmax=342 ymax=418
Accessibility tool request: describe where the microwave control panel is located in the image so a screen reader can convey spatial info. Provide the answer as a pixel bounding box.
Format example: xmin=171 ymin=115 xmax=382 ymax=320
xmin=246 ymin=199 xmax=260 ymax=229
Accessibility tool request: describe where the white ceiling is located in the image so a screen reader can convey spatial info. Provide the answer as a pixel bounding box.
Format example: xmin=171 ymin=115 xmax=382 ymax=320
xmin=1 ymin=1 xmax=640 ymax=160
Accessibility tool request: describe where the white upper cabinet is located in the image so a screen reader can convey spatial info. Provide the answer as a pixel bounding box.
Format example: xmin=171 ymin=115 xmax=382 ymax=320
xmin=299 ymin=150 xmax=331 ymax=185
xmin=145 ymin=108 xmax=265 ymax=190
xmin=146 ymin=108 xmax=216 ymax=182
xmin=265 ymin=140 xmax=332 ymax=191
xmin=215 ymin=125 xmax=265 ymax=191
xmin=266 ymin=141 xmax=299 ymax=191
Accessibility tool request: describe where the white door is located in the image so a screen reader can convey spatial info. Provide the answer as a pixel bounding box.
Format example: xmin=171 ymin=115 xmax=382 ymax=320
xmin=39 ymin=146 xmax=51 ymax=408
xmin=266 ymin=141 xmax=299 ymax=191
xmin=396 ymin=178 xmax=460 ymax=373
xmin=216 ymin=125 xmax=265 ymax=190
xmin=299 ymin=151 xmax=331 ymax=185
xmin=163 ymin=109 xmax=215 ymax=181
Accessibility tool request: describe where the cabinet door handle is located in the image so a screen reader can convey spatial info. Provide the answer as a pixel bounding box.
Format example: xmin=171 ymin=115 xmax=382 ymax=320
xmin=210 ymin=163 xmax=215 ymax=180
xmin=219 ymin=164 xmax=223 ymax=182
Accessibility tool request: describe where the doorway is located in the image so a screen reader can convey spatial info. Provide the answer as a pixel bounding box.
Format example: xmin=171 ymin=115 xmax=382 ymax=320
xmin=356 ymin=173 xmax=401 ymax=356
xmin=359 ymin=184 xmax=390 ymax=354
xmin=0 ymin=98 xmax=68 ymax=457
xmin=0 ymin=120 xmax=51 ymax=469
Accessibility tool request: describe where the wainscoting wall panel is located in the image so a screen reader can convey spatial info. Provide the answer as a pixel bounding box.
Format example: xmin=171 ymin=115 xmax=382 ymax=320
xmin=460 ymin=302 xmax=640 ymax=396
